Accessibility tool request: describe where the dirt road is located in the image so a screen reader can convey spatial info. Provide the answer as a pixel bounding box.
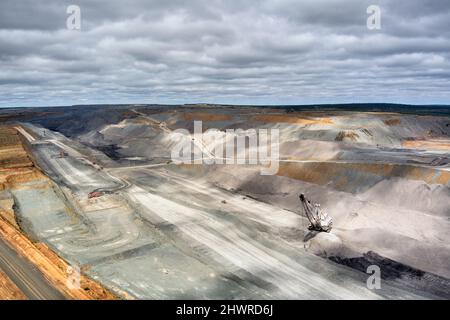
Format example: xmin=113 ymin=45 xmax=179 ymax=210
xmin=0 ymin=237 xmax=66 ymax=300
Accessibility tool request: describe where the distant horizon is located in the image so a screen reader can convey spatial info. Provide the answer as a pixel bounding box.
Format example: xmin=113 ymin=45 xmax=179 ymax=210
xmin=2 ymin=97 xmax=450 ymax=109
xmin=2 ymin=101 xmax=450 ymax=110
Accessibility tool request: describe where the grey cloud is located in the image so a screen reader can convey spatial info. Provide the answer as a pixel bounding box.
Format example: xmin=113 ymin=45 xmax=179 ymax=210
xmin=0 ymin=0 xmax=449 ymax=107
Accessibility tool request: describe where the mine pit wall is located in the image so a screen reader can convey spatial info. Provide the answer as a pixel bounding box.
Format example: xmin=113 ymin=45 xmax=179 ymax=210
xmin=16 ymin=128 xmax=44 ymax=173
xmin=172 ymin=162 xmax=450 ymax=280
xmin=173 ymin=161 xmax=450 ymax=227
xmin=12 ymin=127 xmax=111 ymax=244
xmin=0 ymin=126 xmax=44 ymax=230
xmin=1 ymin=126 xmax=117 ymax=300
xmin=277 ymin=162 xmax=450 ymax=193
xmin=175 ymin=161 xmax=450 ymax=196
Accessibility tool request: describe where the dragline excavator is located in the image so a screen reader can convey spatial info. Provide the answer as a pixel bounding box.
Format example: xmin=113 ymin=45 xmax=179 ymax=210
xmin=299 ymin=194 xmax=333 ymax=232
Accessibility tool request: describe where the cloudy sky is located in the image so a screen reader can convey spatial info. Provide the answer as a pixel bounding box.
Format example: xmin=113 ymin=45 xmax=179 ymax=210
xmin=1 ymin=0 xmax=449 ymax=107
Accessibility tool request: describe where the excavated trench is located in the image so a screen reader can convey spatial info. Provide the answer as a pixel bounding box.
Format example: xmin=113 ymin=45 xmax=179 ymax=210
xmin=5 ymin=106 xmax=450 ymax=299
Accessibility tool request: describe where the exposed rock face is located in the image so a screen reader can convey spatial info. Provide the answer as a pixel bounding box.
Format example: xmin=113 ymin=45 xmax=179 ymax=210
xmin=3 ymin=105 xmax=449 ymax=299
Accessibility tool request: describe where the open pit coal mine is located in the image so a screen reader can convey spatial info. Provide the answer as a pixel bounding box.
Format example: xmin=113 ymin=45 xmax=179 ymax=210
xmin=0 ymin=104 xmax=449 ymax=299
